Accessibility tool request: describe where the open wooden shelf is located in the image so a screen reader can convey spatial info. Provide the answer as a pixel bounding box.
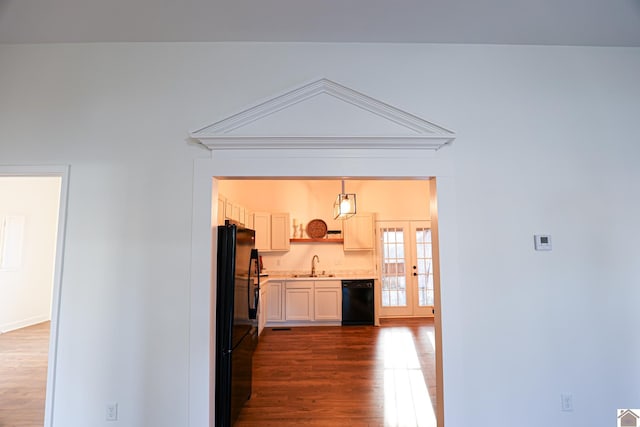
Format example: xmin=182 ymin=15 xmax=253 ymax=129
xmin=290 ymin=238 xmax=344 ymax=243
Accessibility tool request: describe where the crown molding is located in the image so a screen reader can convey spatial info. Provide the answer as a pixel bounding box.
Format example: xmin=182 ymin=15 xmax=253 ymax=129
xmin=191 ymin=78 xmax=456 ymax=150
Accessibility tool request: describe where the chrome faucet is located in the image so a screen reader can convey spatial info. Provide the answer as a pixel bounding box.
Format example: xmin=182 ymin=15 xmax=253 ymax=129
xmin=311 ymin=255 xmax=320 ymax=277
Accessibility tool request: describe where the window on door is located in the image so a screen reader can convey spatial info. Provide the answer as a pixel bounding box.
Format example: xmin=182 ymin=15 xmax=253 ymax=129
xmin=378 ymin=221 xmax=433 ymax=317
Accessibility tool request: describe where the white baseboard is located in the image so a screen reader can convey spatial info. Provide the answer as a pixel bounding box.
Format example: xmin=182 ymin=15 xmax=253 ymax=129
xmin=0 ymin=314 xmax=50 ymax=334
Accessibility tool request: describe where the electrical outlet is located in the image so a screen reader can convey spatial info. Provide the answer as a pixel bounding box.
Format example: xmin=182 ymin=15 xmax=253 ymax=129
xmin=561 ymin=393 xmax=573 ymax=412
xmin=106 ymin=402 xmax=118 ymax=421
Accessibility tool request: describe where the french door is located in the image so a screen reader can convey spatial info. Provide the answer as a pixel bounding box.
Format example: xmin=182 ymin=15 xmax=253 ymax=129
xmin=377 ymin=221 xmax=434 ymax=317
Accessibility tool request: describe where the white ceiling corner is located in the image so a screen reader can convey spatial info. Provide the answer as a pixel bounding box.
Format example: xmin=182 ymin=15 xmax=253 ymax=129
xmin=190 ymin=78 xmax=456 ymax=150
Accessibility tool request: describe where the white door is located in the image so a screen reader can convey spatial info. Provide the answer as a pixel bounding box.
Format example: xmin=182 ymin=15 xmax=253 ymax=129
xmin=377 ymin=221 xmax=434 ymax=317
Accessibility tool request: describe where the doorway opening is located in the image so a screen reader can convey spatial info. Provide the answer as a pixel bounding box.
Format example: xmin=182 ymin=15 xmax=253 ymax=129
xmin=0 ymin=166 xmax=70 ymax=427
xmin=187 ymin=75 xmax=455 ymax=427
xmin=209 ymin=176 xmax=444 ymax=426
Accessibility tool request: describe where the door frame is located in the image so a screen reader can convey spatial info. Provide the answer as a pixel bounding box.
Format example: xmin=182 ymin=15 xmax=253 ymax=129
xmin=0 ymin=165 xmax=70 ymax=427
xmin=376 ymin=220 xmax=434 ymax=318
xmin=189 ymin=151 xmax=456 ymax=427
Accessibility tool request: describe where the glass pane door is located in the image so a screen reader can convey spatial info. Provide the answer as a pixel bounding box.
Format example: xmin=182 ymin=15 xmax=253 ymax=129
xmin=379 ymin=224 xmax=412 ymax=316
xmin=377 ymin=221 xmax=433 ymax=317
xmin=412 ymin=222 xmax=433 ymax=316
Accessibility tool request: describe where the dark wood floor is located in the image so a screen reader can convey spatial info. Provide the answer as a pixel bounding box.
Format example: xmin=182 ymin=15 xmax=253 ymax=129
xmin=236 ymin=318 xmax=436 ymax=426
xmin=0 ymin=322 xmax=49 ymax=427
xmin=0 ymin=319 xmax=436 ymax=427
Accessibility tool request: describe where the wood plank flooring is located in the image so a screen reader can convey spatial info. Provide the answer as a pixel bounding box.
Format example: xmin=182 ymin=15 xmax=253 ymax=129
xmin=0 ymin=322 xmax=49 ymax=427
xmin=236 ymin=318 xmax=436 ymax=426
xmin=0 ymin=319 xmax=436 ymax=426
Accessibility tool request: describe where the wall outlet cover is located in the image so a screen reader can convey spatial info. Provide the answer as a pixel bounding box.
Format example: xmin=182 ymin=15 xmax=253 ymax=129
xmin=561 ymin=393 xmax=573 ymax=412
xmin=106 ymin=402 xmax=118 ymax=421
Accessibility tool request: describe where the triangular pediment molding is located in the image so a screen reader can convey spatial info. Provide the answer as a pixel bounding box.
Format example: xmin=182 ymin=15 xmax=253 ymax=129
xmin=191 ymin=78 xmax=455 ymax=150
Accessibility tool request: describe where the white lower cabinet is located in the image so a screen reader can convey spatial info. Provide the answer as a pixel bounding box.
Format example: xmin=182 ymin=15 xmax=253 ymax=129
xmin=314 ymin=281 xmax=342 ymax=321
xmin=285 ymin=281 xmax=314 ymax=321
xmin=265 ymin=280 xmax=284 ymax=323
xmin=258 ymin=281 xmax=268 ymax=336
xmin=265 ymin=279 xmax=342 ymax=327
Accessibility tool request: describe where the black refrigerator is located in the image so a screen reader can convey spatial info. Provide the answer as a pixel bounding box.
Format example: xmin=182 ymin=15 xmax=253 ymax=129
xmin=215 ymin=222 xmax=260 ymax=427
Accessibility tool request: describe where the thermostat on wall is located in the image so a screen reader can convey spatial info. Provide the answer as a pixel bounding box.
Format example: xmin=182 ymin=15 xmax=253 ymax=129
xmin=534 ymin=234 xmax=552 ymax=251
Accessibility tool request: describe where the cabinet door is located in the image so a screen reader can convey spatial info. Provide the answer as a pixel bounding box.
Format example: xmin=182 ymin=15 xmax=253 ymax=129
xmin=314 ymin=284 xmax=342 ymax=321
xmin=270 ymin=213 xmax=290 ymax=251
xmin=343 ymin=213 xmax=375 ymax=250
xmin=266 ymin=281 xmax=284 ymax=322
xmin=217 ymin=198 xmax=226 ymax=225
xmin=232 ymin=205 xmax=241 ymax=223
xmin=239 ymin=207 xmax=246 ymax=226
xmin=285 ymin=281 xmax=313 ymax=321
xmin=225 ymin=200 xmax=233 ymax=220
xmin=253 ymin=212 xmax=271 ymax=252
xmin=258 ymin=284 xmax=267 ymax=336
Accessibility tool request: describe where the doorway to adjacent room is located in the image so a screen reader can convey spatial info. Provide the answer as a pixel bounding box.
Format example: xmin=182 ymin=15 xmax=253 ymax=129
xmin=0 ymin=166 xmax=70 ymax=427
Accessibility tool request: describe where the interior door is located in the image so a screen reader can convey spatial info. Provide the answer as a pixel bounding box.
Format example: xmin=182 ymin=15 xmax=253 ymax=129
xmin=377 ymin=220 xmax=434 ymax=317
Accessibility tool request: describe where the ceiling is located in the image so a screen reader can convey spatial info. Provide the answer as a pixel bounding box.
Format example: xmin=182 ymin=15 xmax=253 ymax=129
xmin=1 ymin=0 xmax=639 ymax=47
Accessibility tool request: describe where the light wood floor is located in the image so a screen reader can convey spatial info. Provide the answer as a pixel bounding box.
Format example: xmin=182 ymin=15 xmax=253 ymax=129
xmin=0 ymin=322 xmax=49 ymax=427
xmin=236 ymin=318 xmax=437 ymax=426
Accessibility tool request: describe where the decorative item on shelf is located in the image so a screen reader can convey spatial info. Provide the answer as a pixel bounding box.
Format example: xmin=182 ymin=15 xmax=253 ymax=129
xmin=292 ymin=219 xmax=298 ymax=238
xmin=306 ymin=219 xmax=328 ymax=239
xmin=333 ymin=180 xmax=356 ymax=220
xmin=327 ymin=230 xmax=342 ymax=239
xmin=298 ymin=224 xmax=304 ymax=238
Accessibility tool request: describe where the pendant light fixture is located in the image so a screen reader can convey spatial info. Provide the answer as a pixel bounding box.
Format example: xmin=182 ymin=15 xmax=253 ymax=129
xmin=333 ymin=180 xmax=356 ymax=220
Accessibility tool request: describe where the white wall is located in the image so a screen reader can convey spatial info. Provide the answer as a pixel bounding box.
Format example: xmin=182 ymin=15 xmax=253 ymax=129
xmin=0 ymin=177 xmax=60 ymax=332
xmin=0 ymin=42 xmax=638 ymax=427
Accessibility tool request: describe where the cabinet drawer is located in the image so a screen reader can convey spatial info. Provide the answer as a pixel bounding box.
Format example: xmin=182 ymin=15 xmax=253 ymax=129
xmin=285 ymin=280 xmax=313 ymax=289
xmin=314 ymin=280 xmax=341 ymax=289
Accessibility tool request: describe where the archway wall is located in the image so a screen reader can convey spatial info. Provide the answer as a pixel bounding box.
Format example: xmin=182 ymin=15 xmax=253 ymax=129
xmin=1 ymin=42 xmax=638 ymax=427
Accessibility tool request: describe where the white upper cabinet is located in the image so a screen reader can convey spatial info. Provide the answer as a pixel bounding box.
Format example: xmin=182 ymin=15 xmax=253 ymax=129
xmin=343 ymin=212 xmax=375 ymax=251
xmin=253 ymin=212 xmax=290 ymax=252
xmin=217 ymin=197 xmax=226 ymax=226
xmin=253 ymin=212 xmax=271 ymax=251
xmin=225 ymin=199 xmax=233 ymax=221
xmin=270 ymin=213 xmax=290 ymax=251
xmin=218 ymin=194 xmax=248 ymax=226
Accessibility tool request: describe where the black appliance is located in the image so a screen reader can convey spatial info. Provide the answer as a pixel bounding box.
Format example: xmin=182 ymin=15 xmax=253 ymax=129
xmin=341 ymin=279 xmax=374 ymax=326
xmin=215 ymin=222 xmax=260 ymax=427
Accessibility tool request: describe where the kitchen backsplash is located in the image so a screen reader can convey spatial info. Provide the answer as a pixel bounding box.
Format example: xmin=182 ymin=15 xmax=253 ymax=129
xmin=259 ymin=244 xmax=374 ymax=276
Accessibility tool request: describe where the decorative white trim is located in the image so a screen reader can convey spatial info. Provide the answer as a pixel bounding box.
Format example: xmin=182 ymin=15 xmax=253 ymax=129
xmin=191 ymin=78 xmax=456 ymax=150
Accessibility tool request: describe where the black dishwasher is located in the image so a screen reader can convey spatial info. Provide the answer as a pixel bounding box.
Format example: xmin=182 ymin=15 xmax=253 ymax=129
xmin=341 ymin=279 xmax=374 ymax=326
